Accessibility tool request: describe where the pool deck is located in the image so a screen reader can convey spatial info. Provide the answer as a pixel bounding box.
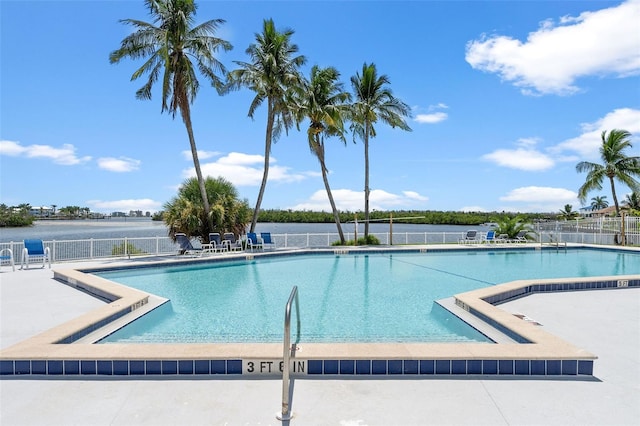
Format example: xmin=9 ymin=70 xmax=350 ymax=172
xmin=1 ymin=247 xmax=640 ymax=425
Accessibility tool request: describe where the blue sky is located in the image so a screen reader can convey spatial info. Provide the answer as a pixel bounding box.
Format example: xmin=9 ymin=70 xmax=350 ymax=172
xmin=1 ymin=0 xmax=639 ymax=215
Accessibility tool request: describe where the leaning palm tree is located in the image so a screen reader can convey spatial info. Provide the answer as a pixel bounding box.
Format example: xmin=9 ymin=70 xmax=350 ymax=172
xmin=226 ymin=18 xmax=306 ymax=233
xmin=590 ymin=195 xmax=608 ymax=211
xmin=350 ymin=63 xmax=412 ymax=239
xmin=577 ymin=129 xmax=640 ymax=216
xmin=292 ymin=66 xmax=351 ymax=244
xmin=110 ymin=0 xmax=231 ymax=225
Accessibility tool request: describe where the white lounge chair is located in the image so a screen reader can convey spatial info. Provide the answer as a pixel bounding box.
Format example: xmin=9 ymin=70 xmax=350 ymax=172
xmin=175 ymin=233 xmax=206 ymax=256
xmin=459 ymin=230 xmax=480 ymax=244
xmin=246 ymin=232 xmax=264 ymax=252
xmin=223 ymin=233 xmax=243 ymax=252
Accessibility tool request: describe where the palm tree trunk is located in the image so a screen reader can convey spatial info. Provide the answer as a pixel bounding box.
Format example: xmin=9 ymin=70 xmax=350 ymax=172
xmin=181 ymin=105 xmax=211 ymax=222
xmin=250 ymin=98 xmax=275 ymax=233
xmin=609 ymin=176 xmax=621 ymax=216
xmin=317 ymin=139 xmax=345 ymax=244
xmin=364 ymin=123 xmax=370 ymax=239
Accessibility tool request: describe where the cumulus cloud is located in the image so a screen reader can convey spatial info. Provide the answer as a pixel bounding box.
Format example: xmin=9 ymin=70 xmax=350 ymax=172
xmin=97 ymin=157 xmax=141 ymax=172
xmin=0 ymin=140 xmax=91 ymax=165
xmin=184 ymin=151 xmax=314 ymax=186
xmin=482 ymin=138 xmax=555 ymax=171
xmin=288 ymin=189 xmax=429 ymax=211
xmin=87 ymin=198 xmax=162 ymax=213
xmin=414 ymin=103 xmax=449 ymax=124
xmin=498 ymin=186 xmax=579 ymax=211
xmin=550 ymin=108 xmax=640 ymax=159
xmin=465 ymin=0 xmax=640 ymax=95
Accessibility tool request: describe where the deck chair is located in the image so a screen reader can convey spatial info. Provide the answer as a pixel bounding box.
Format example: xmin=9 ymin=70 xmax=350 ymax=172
xmin=205 ymin=233 xmax=227 ymax=253
xmin=495 ymin=234 xmax=510 ymax=244
xmin=21 ymin=239 xmax=51 ymax=269
xmin=175 ymin=233 xmax=205 ymax=256
xmin=459 ymin=230 xmax=479 ymax=244
xmin=512 ymin=230 xmax=529 ymax=243
xmin=0 ymin=248 xmax=15 ymax=271
xmin=482 ymin=230 xmax=496 ymax=244
xmin=246 ymin=232 xmax=264 ymax=252
xmin=260 ymin=232 xmax=276 ymax=250
xmin=222 ymin=233 xmax=243 ymax=252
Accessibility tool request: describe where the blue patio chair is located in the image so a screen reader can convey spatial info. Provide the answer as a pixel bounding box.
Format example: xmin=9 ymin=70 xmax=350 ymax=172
xmin=175 ymin=233 xmax=205 ymax=257
xmin=246 ymin=232 xmax=264 ymax=252
xmin=21 ymin=239 xmax=51 ymax=269
xmin=482 ymin=230 xmax=496 ymax=243
xmin=260 ymin=232 xmax=276 ymax=250
xmin=0 ymin=248 xmax=15 ymax=272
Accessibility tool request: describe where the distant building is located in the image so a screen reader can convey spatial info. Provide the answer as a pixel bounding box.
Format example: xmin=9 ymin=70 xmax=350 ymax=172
xmin=29 ymin=206 xmax=52 ymax=217
xmin=111 ymin=211 xmax=127 ymax=217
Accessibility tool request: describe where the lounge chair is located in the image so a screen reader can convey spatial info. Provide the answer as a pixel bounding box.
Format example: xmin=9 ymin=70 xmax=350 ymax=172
xmin=222 ymin=233 xmax=243 ymax=252
xmin=459 ymin=230 xmax=479 ymax=244
xmin=0 ymin=248 xmax=15 ymax=271
xmin=495 ymin=234 xmax=510 ymax=244
xmin=175 ymin=233 xmax=205 ymax=256
xmin=246 ymin=232 xmax=264 ymax=252
xmin=512 ymin=230 xmax=529 ymax=243
xmin=204 ymin=233 xmax=227 ymax=253
xmin=21 ymin=239 xmax=51 ymax=269
xmin=482 ymin=230 xmax=496 ymax=244
xmin=260 ymin=232 xmax=276 ymax=250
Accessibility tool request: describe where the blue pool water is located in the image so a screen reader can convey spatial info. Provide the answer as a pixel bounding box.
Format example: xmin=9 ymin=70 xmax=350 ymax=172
xmin=96 ymin=249 xmax=639 ymax=344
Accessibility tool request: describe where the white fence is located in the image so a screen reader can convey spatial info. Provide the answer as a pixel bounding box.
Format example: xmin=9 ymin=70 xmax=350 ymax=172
xmin=0 ymin=224 xmax=637 ymax=264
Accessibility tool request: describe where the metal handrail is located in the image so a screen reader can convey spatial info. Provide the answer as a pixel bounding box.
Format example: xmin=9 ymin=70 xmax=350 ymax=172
xmin=277 ymin=286 xmax=300 ymax=421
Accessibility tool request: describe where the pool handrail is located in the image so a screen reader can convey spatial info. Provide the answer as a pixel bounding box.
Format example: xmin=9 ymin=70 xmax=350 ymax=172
xmin=278 ymin=285 xmax=300 ymax=421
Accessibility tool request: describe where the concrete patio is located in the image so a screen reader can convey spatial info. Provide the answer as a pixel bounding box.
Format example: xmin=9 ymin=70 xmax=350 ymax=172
xmin=1 ymin=259 xmax=638 ymax=425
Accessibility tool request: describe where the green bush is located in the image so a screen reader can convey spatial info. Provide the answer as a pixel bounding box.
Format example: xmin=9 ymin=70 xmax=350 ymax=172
xmin=112 ymin=242 xmax=145 ymax=256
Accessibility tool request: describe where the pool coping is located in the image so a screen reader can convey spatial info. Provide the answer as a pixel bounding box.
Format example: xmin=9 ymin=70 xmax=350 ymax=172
xmin=1 ymin=244 xmax=639 ymax=378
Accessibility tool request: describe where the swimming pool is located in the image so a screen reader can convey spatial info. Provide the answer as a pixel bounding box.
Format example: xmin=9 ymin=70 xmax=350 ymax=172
xmin=95 ymin=248 xmax=640 ymax=344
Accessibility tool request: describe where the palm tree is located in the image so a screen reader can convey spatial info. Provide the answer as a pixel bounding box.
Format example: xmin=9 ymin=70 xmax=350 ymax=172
xmin=292 ymin=65 xmax=351 ymax=244
xmin=577 ymin=129 xmax=640 ymax=216
xmin=164 ymin=176 xmax=251 ymax=241
xmin=558 ymin=204 xmax=579 ymax=220
xmin=494 ymin=216 xmax=534 ymax=240
xmin=109 ymin=0 xmax=231 ymax=225
xmin=350 ymin=63 xmax=412 ymax=239
xmin=226 ymin=18 xmax=306 ymax=233
xmin=590 ymin=195 xmax=608 ymax=211
xmin=623 ymin=191 xmax=640 ymax=210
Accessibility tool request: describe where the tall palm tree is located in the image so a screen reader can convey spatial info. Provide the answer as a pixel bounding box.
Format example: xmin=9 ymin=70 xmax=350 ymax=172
xmin=109 ymin=0 xmax=231 ymax=227
xmin=577 ymin=129 xmax=640 ymax=216
xmin=590 ymin=195 xmax=608 ymax=211
xmin=350 ymin=63 xmax=411 ymax=239
xmin=292 ymin=65 xmax=351 ymax=244
xmin=226 ymin=19 xmax=306 ymax=233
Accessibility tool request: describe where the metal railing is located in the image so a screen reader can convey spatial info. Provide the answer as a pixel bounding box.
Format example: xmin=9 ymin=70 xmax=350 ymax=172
xmin=277 ymin=286 xmax=300 ymax=421
xmin=0 ymin=227 xmax=636 ymax=264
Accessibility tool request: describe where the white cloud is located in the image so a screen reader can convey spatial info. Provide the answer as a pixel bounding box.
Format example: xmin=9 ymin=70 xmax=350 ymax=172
xmin=288 ymin=189 xmax=429 ymax=211
xmin=465 ymin=0 xmax=640 ymax=95
xmin=415 ymin=112 xmax=448 ymax=124
xmin=414 ymin=103 xmax=449 ymax=124
xmin=498 ymin=186 xmax=579 ymax=212
xmin=482 ymin=138 xmax=555 ymax=171
xmin=551 ymin=108 xmax=640 ymax=159
xmin=0 ymin=140 xmax=91 ymax=165
xmin=97 ymin=157 xmax=141 ymax=172
xmin=183 ymin=151 xmax=313 ymax=186
xmin=87 ymin=198 xmax=162 ymax=213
